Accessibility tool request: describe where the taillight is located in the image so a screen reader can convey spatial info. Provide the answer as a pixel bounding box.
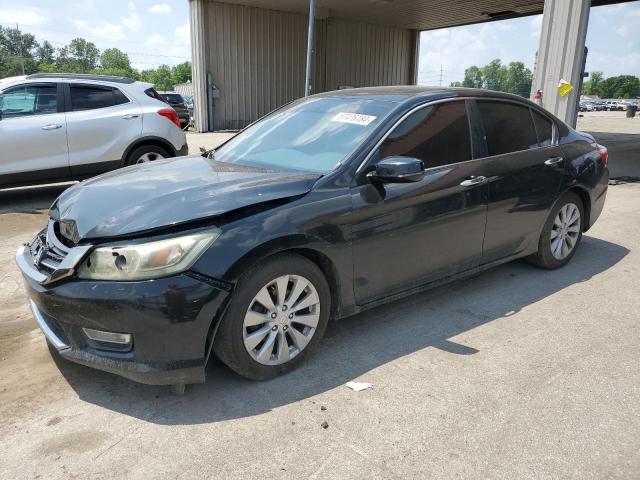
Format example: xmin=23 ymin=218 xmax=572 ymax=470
xmin=158 ymin=108 xmax=181 ymax=128
xmin=591 ymin=142 xmax=608 ymax=167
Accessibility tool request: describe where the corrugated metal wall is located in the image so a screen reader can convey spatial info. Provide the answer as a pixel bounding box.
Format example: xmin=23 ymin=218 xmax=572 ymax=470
xmin=324 ymin=19 xmax=414 ymax=90
xmin=203 ymin=1 xmax=415 ymax=130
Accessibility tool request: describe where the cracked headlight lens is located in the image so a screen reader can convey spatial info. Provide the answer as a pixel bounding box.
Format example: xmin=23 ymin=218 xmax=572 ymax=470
xmin=77 ymin=229 xmax=221 ymax=281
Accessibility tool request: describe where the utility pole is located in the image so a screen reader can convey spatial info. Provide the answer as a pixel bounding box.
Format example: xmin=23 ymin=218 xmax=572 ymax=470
xmin=439 ymin=64 xmax=443 ymax=87
xmin=304 ymin=0 xmax=316 ymax=96
xmin=16 ymin=23 xmax=25 ymax=75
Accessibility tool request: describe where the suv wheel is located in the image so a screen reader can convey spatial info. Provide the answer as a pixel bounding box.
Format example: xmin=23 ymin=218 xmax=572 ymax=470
xmin=125 ymin=144 xmax=172 ymax=166
xmin=213 ymin=253 xmax=331 ymax=380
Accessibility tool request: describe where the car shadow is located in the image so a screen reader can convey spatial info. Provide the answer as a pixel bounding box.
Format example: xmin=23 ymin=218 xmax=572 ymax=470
xmin=0 ymin=183 xmax=74 ymax=214
xmin=54 ymin=235 xmax=628 ymax=425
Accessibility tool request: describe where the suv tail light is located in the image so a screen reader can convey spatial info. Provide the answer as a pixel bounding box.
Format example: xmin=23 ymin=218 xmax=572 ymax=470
xmin=591 ymin=143 xmax=608 ymax=167
xmin=158 ymin=108 xmax=181 ymax=128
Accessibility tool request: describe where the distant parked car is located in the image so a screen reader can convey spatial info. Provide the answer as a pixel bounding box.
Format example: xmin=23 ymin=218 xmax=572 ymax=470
xmin=0 ymin=74 xmax=188 ymax=188
xmin=158 ymin=91 xmax=190 ymax=129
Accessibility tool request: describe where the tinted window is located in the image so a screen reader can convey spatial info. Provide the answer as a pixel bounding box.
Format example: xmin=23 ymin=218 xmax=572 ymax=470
xmin=378 ymin=101 xmax=471 ymax=168
xmin=161 ymin=94 xmax=184 ymax=105
xmin=0 ymin=84 xmax=57 ymax=118
xmin=113 ymin=88 xmax=130 ymax=106
xmin=70 ymin=85 xmax=119 ymax=111
xmin=532 ymin=110 xmax=553 ymax=147
xmin=145 ymin=88 xmax=165 ymax=102
xmin=478 ymin=101 xmax=538 ymax=156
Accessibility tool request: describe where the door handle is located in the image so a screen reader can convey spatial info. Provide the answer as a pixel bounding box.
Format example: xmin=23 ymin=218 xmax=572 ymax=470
xmin=544 ymin=156 xmax=564 ymax=166
xmin=42 ymin=124 xmax=62 ymax=130
xmin=460 ymin=176 xmax=487 ymax=187
xmin=121 ymin=114 xmax=139 ymax=119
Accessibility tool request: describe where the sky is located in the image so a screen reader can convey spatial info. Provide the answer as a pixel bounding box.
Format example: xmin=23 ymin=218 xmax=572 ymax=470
xmin=1 ymin=0 xmax=638 ymax=82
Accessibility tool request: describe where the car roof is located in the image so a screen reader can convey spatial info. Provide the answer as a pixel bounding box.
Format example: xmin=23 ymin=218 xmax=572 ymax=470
xmin=26 ymin=73 xmax=137 ymax=84
xmin=312 ymin=85 xmax=536 ymax=104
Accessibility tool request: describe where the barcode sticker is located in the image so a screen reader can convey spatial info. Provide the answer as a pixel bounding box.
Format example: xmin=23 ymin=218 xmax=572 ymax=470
xmin=331 ymin=112 xmax=377 ymax=126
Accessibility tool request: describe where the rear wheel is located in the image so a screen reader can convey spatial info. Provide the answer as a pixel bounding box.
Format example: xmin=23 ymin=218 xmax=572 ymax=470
xmin=125 ymin=144 xmax=171 ymax=166
xmin=213 ymin=253 xmax=331 ymax=380
xmin=528 ymin=192 xmax=584 ymax=269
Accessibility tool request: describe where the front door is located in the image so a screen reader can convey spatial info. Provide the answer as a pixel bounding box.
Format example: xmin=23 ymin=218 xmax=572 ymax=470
xmin=0 ymin=82 xmax=70 ymax=185
xmin=350 ymin=100 xmax=488 ymax=305
xmin=475 ymin=100 xmax=568 ymax=263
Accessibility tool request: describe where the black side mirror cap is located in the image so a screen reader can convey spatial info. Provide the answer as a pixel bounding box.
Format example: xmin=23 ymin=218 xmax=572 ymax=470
xmin=367 ymin=156 xmax=424 ymax=184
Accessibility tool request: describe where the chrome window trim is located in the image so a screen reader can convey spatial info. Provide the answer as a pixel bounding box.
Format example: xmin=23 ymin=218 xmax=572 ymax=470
xmin=356 ymin=95 xmax=560 ymax=175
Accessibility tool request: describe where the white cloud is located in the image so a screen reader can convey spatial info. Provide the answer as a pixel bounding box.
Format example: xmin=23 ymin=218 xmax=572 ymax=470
xmin=121 ymin=2 xmax=141 ymax=31
xmin=145 ymin=33 xmax=166 ymax=47
xmin=175 ymin=22 xmax=190 ymax=45
xmin=0 ymin=7 xmax=47 ymax=26
xmin=73 ymin=19 xmax=127 ymax=41
xmin=150 ymin=3 xmax=172 ymax=14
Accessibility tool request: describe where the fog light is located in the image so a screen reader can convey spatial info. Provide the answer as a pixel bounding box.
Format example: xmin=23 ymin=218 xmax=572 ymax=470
xmin=83 ymin=328 xmax=132 ymax=345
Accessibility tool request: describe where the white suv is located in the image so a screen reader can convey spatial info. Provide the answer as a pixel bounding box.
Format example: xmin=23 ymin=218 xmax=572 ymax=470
xmin=0 ymin=74 xmax=188 ymax=188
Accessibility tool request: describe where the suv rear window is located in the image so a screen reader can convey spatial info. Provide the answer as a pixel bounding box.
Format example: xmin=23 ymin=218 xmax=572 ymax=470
xmin=144 ymin=88 xmax=165 ymax=102
xmin=70 ymin=85 xmax=130 ymax=111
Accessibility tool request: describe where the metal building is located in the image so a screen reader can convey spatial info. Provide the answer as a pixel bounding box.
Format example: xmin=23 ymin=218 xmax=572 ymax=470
xmin=188 ymin=0 xmax=630 ymax=132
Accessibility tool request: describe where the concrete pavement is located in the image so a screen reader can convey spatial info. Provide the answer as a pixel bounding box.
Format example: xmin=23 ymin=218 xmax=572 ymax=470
xmin=0 ymin=181 xmax=639 ymax=479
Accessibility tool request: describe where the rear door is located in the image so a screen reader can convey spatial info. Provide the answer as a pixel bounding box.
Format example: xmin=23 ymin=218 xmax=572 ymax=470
xmin=0 ymin=82 xmax=69 ymax=185
xmin=476 ymin=100 xmax=568 ymax=263
xmin=351 ymin=100 xmax=488 ymax=305
xmin=64 ymin=83 xmax=142 ymax=176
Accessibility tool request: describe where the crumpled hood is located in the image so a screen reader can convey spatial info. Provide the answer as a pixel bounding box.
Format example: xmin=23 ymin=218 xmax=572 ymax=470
xmin=51 ymin=156 xmax=321 ymax=240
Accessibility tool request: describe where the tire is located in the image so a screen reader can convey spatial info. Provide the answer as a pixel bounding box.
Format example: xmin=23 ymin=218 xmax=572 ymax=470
xmin=213 ymin=253 xmax=331 ymax=380
xmin=527 ymin=192 xmax=585 ymax=269
xmin=124 ymin=144 xmax=172 ymax=166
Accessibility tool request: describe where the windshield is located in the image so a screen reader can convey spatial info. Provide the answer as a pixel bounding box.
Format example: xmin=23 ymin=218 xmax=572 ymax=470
xmin=213 ymin=97 xmax=396 ymax=173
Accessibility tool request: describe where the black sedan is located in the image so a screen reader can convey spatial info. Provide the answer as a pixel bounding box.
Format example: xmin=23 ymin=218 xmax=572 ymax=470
xmin=16 ymin=87 xmax=609 ymax=392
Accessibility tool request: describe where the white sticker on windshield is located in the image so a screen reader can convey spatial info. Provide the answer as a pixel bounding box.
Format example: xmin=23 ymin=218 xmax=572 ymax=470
xmin=331 ymin=112 xmax=377 ymax=126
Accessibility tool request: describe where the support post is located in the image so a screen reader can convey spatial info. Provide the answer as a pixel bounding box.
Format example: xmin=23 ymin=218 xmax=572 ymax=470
xmin=531 ymin=0 xmax=590 ymax=128
xmin=189 ymin=0 xmax=210 ymax=132
xmin=304 ymin=0 xmax=316 ymax=96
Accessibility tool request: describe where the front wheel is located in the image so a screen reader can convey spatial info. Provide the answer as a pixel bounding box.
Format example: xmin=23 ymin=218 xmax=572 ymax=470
xmin=213 ymin=253 xmax=331 ymax=380
xmin=528 ymin=192 xmax=584 ymax=269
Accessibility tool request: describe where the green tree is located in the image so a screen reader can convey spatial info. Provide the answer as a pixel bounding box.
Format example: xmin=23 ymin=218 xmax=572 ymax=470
xmin=56 ymin=38 xmax=100 ymax=73
xmin=504 ymin=61 xmax=532 ymax=97
xmin=94 ymin=47 xmax=136 ymax=77
xmin=462 ymin=66 xmax=483 ymax=88
xmin=142 ymin=64 xmax=173 ymax=91
xmin=481 ymin=59 xmax=507 ymax=91
xmin=450 ymin=81 xmax=463 ymax=87
xmin=171 ymin=61 xmax=192 ymax=85
xmin=583 ymin=71 xmax=604 ymax=96
xmin=0 ymin=26 xmax=39 ymax=76
xmin=36 ymin=41 xmax=56 ymax=65
xmin=599 ymin=75 xmax=640 ymax=98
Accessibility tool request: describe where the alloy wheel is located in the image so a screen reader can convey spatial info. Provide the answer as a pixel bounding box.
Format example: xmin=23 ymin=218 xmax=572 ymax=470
xmin=242 ymin=274 xmax=320 ymax=366
xmin=550 ymin=202 xmax=581 ymax=260
xmin=136 ymin=152 xmax=165 ymax=163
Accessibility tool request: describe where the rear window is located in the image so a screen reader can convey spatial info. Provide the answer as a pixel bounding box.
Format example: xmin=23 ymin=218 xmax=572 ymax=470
xmin=145 ymin=88 xmax=166 ymax=102
xmin=531 ymin=110 xmax=553 ymax=147
xmin=70 ymin=85 xmax=129 ymax=111
xmin=477 ymin=101 xmax=538 ymax=156
xmin=161 ymin=94 xmax=184 ymax=105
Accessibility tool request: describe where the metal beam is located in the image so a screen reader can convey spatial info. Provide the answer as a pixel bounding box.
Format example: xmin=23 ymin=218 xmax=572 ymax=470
xmin=532 ymin=0 xmax=591 ymax=127
xmin=189 ymin=0 xmax=209 ymax=132
xmin=304 ymin=0 xmax=316 ymax=96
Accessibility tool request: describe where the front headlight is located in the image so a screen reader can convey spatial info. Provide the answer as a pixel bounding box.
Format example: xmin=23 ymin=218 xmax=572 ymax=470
xmin=77 ymin=229 xmax=221 ymax=281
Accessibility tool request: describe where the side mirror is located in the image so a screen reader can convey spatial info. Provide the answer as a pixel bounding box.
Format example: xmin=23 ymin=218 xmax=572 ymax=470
xmin=367 ymin=156 xmax=424 ymax=184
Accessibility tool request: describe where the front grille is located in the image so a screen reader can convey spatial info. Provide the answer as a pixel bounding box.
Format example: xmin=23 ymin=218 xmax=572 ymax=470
xmin=29 ymin=221 xmax=71 ymax=274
